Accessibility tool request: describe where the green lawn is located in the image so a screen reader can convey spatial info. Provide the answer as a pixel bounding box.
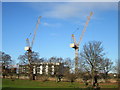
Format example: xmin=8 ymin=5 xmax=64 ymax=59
xmin=1 ymin=79 xmax=118 ymax=88
xmin=2 ymin=79 xmax=85 ymax=88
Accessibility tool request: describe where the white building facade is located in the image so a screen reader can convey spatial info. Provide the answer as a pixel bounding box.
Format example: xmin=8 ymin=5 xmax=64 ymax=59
xmin=19 ymin=62 xmax=64 ymax=75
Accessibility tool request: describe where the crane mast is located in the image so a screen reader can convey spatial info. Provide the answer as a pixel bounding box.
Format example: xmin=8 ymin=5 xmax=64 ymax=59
xmin=24 ymin=16 xmax=42 ymax=80
xmin=70 ymin=12 xmax=93 ymax=74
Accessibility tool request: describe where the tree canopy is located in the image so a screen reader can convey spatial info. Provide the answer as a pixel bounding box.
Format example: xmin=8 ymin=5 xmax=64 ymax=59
xmin=80 ymin=41 xmax=113 ymax=84
xmin=0 ymin=51 xmax=12 ymax=67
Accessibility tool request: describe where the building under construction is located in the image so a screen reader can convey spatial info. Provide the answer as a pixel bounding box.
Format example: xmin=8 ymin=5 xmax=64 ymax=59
xmin=19 ymin=62 xmax=65 ymax=76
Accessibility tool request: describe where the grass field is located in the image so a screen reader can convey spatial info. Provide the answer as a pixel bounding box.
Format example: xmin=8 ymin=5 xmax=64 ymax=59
xmin=2 ymin=79 xmax=118 ymax=88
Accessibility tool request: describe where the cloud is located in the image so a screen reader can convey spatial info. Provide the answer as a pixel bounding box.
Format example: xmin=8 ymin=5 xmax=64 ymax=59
xmin=41 ymin=2 xmax=118 ymax=19
xmin=3 ymin=1 xmax=117 ymax=19
xmin=42 ymin=3 xmax=81 ymax=19
xmin=42 ymin=22 xmax=62 ymax=27
xmin=43 ymin=22 xmax=50 ymax=26
xmin=17 ymin=2 xmax=117 ymax=20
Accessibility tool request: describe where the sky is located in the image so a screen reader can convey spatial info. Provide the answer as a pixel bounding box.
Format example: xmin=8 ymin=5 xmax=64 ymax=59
xmin=2 ymin=2 xmax=118 ymax=64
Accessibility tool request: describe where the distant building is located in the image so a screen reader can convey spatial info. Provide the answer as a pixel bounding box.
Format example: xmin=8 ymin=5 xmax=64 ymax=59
xmin=19 ymin=62 xmax=64 ymax=75
xmin=2 ymin=65 xmax=17 ymax=78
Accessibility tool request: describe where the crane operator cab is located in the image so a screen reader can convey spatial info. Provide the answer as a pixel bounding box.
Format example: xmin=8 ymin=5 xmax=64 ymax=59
xmin=70 ymin=43 xmax=79 ymax=50
xmin=24 ymin=46 xmax=31 ymax=52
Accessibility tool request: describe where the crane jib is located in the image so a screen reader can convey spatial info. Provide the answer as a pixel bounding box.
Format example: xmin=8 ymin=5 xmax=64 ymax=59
xmin=25 ymin=16 xmax=42 ymax=51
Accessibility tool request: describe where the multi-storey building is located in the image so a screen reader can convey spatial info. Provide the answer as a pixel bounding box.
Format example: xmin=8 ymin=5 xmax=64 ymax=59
xmin=19 ymin=62 xmax=64 ymax=75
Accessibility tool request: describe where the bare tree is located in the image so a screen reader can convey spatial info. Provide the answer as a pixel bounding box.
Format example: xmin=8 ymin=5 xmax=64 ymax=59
xmin=18 ymin=52 xmax=28 ymax=65
xmin=99 ymin=58 xmax=113 ymax=80
xmin=80 ymin=41 xmax=105 ymax=86
xmin=48 ymin=57 xmax=63 ymax=63
xmin=18 ymin=51 xmax=41 ymax=80
xmin=0 ymin=51 xmax=12 ymax=78
xmin=18 ymin=51 xmax=43 ymax=65
xmin=48 ymin=57 xmax=64 ymax=82
xmin=64 ymin=58 xmax=72 ymax=71
xmin=63 ymin=58 xmax=78 ymax=82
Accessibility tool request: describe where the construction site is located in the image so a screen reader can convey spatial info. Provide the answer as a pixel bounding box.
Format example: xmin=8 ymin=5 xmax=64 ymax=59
xmin=1 ymin=2 xmax=119 ymax=89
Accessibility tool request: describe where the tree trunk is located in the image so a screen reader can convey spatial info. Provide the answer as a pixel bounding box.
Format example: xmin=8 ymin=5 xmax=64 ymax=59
xmin=91 ymin=66 xmax=94 ymax=87
xmin=29 ymin=64 xmax=35 ymax=80
xmin=105 ymin=72 xmax=108 ymax=82
xmin=3 ymin=74 xmax=5 ymax=78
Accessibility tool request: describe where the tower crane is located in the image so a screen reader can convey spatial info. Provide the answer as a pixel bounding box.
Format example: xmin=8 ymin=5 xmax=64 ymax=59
xmin=24 ymin=16 xmax=42 ymax=52
xmin=70 ymin=12 xmax=93 ymax=74
xmin=24 ymin=16 xmax=42 ymax=80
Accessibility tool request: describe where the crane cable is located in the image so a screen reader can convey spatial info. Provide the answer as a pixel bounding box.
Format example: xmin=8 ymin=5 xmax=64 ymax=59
xmin=71 ymin=27 xmax=80 ymax=43
xmin=72 ymin=27 xmax=80 ymax=34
